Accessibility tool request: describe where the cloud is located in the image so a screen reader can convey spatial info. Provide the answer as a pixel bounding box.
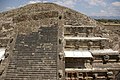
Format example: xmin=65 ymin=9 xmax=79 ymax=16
xmin=100 ymin=10 xmax=105 ymax=13
xmin=87 ymin=1 xmax=120 ymax=16
xmin=6 ymin=6 xmax=16 ymax=10
xmin=91 ymin=11 xmax=107 ymax=16
xmin=5 ymin=0 xmax=49 ymax=11
xmin=54 ymin=0 xmax=78 ymax=8
xmin=53 ymin=0 xmax=119 ymax=16
xmin=90 ymin=6 xmax=120 ymax=16
xmin=28 ymin=0 xmax=41 ymax=4
xmin=112 ymin=1 xmax=120 ymax=6
xmin=28 ymin=0 xmax=48 ymax=4
xmin=89 ymin=0 xmax=106 ymax=6
xmin=107 ymin=6 xmax=120 ymax=16
xmin=89 ymin=0 xmax=98 ymax=6
xmin=85 ymin=0 xmax=106 ymax=7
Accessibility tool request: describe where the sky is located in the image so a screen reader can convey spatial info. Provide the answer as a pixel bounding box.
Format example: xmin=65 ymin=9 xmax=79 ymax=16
xmin=0 ymin=0 xmax=120 ymax=17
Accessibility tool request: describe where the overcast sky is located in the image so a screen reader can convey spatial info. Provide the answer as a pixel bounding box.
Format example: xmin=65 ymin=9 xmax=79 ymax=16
xmin=0 ymin=0 xmax=120 ymax=16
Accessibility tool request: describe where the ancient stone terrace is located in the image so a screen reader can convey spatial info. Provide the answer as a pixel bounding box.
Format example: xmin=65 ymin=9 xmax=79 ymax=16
xmin=63 ymin=25 xmax=120 ymax=80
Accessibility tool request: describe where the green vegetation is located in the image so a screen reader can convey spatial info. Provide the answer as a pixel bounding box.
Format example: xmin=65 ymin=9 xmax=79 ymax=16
xmin=95 ymin=19 xmax=120 ymax=24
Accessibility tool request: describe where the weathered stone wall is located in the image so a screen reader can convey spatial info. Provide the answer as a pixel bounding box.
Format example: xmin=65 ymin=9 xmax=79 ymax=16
xmin=13 ymin=11 xmax=59 ymax=23
xmin=65 ymin=58 xmax=85 ymax=68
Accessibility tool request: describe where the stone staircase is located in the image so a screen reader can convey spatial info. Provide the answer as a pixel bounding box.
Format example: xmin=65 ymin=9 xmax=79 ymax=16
xmin=2 ymin=26 xmax=58 ymax=80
